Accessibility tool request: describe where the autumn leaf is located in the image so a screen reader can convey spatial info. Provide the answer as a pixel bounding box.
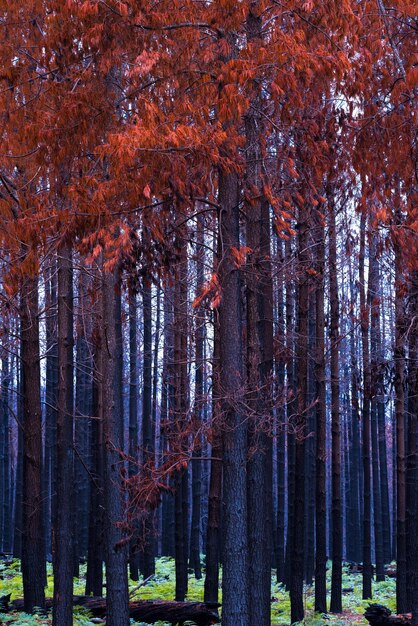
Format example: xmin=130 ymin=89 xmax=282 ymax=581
xmin=192 ymin=272 xmax=222 ymax=309
xmin=231 ymin=246 xmax=252 ymax=268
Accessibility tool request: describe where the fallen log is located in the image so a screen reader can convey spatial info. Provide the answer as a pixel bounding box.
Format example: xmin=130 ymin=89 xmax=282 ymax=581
xmin=6 ymin=595 xmax=220 ymax=625
xmin=364 ymin=604 xmax=411 ymax=626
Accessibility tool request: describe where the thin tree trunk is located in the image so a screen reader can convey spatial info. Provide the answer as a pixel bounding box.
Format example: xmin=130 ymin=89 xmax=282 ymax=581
xmin=74 ymin=266 xmax=92 ymax=572
xmin=128 ymin=286 xmax=139 ymax=580
xmin=160 ymin=285 xmax=175 ymax=558
xmin=1 ymin=351 xmax=11 ymax=553
xmin=347 ymin=273 xmax=362 ymax=563
xmin=44 ymin=264 xmax=58 ymax=562
xmin=329 ymin=197 xmax=342 ymax=613
xmin=13 ymin=348 xmax=23 ymax=559
xmin=376 ymin=272 xmax=391 ymax=564
xmin=21 ymin=273 xmax=46 ymax=612
xmin=290 ymin=203 xmax=309 ymax=624
xmin=85 ymin=303 xmax=104 ymax=596
xmin=275 ymin=237 xmax=286 ymax=585
xmin=407 ymin=270 xmax=418 ymax=623
xmin=189 ymin=212 xmax=205 ymax=580
xmin=394 ymin=229 xmax=407 ymax=613
xmin=284 ymin=237 xmax=296 ymax=591
xmin=314 ymin=205 xmax=327 ymax=613
xmin=102 ymin=267 xmax=129 ymax=625
xmin=140 ymin=279 xmax=155 ymax=578
xmin=360 ymin=212 xmax=372 ymax=599
xmin=53 ymin=245 xmax=74 ymax=626
xmin=368 ymin=236 xmax=385 ymax=582
xmin=204 ymin=312 xmax=222 ymax=604
xmin=174 ymin=224 xmax=189 ymax=602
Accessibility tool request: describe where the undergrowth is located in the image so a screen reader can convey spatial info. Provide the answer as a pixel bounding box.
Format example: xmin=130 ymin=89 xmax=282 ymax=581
xmin=0 ymin=557 xmax=396 ymax=625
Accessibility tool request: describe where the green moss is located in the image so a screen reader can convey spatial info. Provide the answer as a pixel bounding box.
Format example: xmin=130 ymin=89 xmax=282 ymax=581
xmin=0 ymin=558 xmax=396 ymax=625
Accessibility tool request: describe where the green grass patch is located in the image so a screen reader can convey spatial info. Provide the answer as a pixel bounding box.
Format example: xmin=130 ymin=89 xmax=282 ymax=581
xmin=0 ymin=558 xmax=396 ymax=625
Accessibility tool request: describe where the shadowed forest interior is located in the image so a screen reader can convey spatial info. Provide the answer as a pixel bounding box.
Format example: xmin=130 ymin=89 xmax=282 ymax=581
xmin=0 ymin=1 xmax=417 ymax=625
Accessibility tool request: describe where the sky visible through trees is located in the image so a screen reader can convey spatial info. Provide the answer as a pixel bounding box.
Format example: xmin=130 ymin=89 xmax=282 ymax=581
xmin=0 ymin=1 xmax=417 ymax=625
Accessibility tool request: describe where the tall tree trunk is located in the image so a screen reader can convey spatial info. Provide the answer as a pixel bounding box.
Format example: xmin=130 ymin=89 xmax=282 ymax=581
xmin=360 ymin=212 xmax=372 ymax=599
xmin=314 ymin=205 xmax=327 ymax=613
xmin=85 ymin=288 xmax=104 ymax=596
xmin=376 ymin=274 xmax=391 ymax=564
xmin=53 ymin=244 xmax=74 ymax=626
xmin=347 ymin=273 xmax=362 ymax=563
xmin=284 ymin=237 xmax=296 ymax=591
xmin=160 ymin=285 xmax=175 ymax=558
xmin=74 ymin=266 xmax=92 ymax=572
xmin=304 ymin=287 xmax=316 ymax=586
xmin=204 ymin=310 xmax=222 ymax=603
xmin=102 ymin=267 xmax=129 ymax=625
xmin=218 ymin=163 xmax=249 ymax=626
xmin=394 ymin=229 xmax=407 ymax=613
xmin=244 ymin=8 xmax=273 ymax=624
xmin=329 ymin=198 xmax=342 ymax=613
xmin=128 ymin=286 xmax=140 ymax=580
xmin=174 ymin=224 xmax=189 ymax=602
xmin=21 ymin=273 xmax=46 ymax=612
xmin=44 ymin=264 xmax=58 ymax=561
xmin=290 ymin=203 xmax=309 ymax=624
xmin=140 ymin=279 xmax=156 ymax=578
xmin=407 ymin=270 xmax=418 ymax=623
xmin=1 ymin=351 xmax=11 ymax=553
xmin=368 ymin=235 xmax=385 ymax=582
xmin=190 ymin=212 xmax=205 ymax=580
xmin=13 ymin=347 xmax=23 ymax=560
xmin=275 ymin=237 xmax=286 ymax=585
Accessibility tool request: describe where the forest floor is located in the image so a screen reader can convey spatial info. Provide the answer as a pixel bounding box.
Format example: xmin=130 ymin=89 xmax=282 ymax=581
xmin=0 ymin=557 xmax=396 ymax=625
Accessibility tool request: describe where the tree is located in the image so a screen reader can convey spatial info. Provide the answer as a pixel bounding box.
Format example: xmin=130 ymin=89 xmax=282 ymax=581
xmin=21 ymin=270 xmax=46 ymax=612
xmin=53 ymin=244 xmax=74 ymax=626
xmin=101 ymin=264 xmax=129 ymax=625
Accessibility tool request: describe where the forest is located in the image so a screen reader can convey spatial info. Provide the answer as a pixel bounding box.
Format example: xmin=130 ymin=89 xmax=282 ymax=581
xmin=0 ymin=1 xmax=417 ymax=625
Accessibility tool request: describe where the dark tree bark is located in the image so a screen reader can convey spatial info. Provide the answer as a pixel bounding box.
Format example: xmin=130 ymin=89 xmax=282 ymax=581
xmin=329 ymin=198 xmax=342 ymax=613
xmin=204 ymin=274 xmax=222 ymax=603
xmin=140 ymin=278 xmax=156 ymax=578
xmin=347 ymin=272 xmax=362 ymax=564
xmin=173 ymin=223 xmax=189 ymax=602
xmin=244 ymin=8 xmax=273 ymax=624
xmin=314 ymin=205 xmax=327 ymax=614
xmin=13 ymin=354 xmax=23 ymax=560
xmin=102 ymin=267 xmax=129 ymax=625
xmin=74 ymin=267 xmax=92 ymax=572
xmin=360 ymin=212 xmax=373 ymax=600
xmin=44 ymin=265 xmax=58 ymax=561
xmin=290 ymin=202 xmax=309 ymax=624
xmin=128 ymin=286 xmax=140 ymax=581
xmin=394 ymin=230 xmax=407 ymax=614
xmin=368 ymin=236 xmax=385 ymax=583
xmin=305 ymin=292 xmax=316 ymax=587
xmin=21 ymin=273 xmax=46 ymax=612
xmin=86 ymin=272 xmax=104 ymax=597
xmin=189 ymin=212 xmax=205 ymax=580
xmin=1 ymin=351 xmax=11 ymax=554
xmin=284 ymin=237 xmax=296 ymax=592
xmin=246 ymin=193 xmax=273 ymax=625
xmin=160 ymin=285 xmax=175 ymax=558
xmin=376 ymin=273 xmax=391 ymax=565
xmin=407 ymin=271 xmax=418 ymax=622
xmin=275 ymin=237 xmax=286 ymax=585
xmin=218 ymin=163 xmax=249 ymax=626
xmin=52 ymin=245 xmax=74 ymax=626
